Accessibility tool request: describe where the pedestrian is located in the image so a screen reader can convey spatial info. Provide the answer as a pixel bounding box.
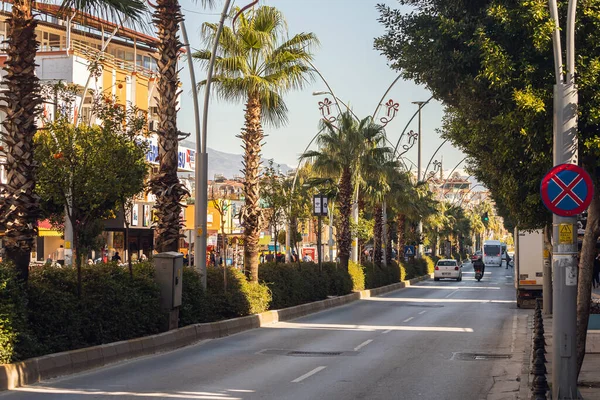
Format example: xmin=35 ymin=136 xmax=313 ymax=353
xmin=56 ymin=244 xmax=65 ymax=266
xmin=210 ymin=251 xmax=216 ymax=267
xmin=505 ymin=251 xmax=511 ymax=269
xmin=183 ymin=253 xmax=189 ymax=266
xmin=111 ymin=251 xmax=122 ymax=263
xmin=593 ymin=251 xmax=600 ymax=289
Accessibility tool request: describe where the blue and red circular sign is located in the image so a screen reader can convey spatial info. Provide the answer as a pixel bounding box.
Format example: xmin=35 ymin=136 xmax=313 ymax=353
xmin=540 ymin=164 xmax=594 ymax=217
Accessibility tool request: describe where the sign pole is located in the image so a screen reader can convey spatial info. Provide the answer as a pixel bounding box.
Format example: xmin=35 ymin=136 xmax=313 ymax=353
xmin=317 ymin=214 xmax=322 ymax=272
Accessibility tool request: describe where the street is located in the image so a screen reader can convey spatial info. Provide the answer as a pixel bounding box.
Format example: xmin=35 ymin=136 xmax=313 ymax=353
xmin=1 ymin=262 xmax=528 ymax=400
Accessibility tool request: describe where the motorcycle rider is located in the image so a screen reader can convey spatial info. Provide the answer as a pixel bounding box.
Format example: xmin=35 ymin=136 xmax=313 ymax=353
xmin=473 ymin=254 xmax=485 ymax=278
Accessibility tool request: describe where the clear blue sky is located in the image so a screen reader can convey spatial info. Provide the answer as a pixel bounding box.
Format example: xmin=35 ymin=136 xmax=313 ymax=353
xmin=177 ymin=0 xmax=466 ymax=173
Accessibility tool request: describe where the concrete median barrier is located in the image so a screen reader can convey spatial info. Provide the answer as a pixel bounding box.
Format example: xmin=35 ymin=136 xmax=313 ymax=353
xmin=0 ymin=273 xmax=431 ymax=392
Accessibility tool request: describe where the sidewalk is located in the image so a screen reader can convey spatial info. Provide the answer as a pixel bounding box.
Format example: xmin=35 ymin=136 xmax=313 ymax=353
xmin=531 ymin=315 xmax=600 ymax=399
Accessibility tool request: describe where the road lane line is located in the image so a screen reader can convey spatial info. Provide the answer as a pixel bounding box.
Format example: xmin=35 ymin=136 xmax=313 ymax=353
xmin=354 ymin=339 xmax=373 ymax=351
xmin=403 ymin=317 xmax=414 ymax=322
xmin=291 ymin=366 xmax=326 ymax=383
xmin=419 ymin=310 xmax=427 ymax=315
xmin=382 ymin=329 xmax=392 ymax=334
xmin=445 ymin=290 xmax=458 ymax=298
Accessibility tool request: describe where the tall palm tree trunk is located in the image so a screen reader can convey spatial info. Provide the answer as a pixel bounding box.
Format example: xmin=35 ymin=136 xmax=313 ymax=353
xmin=385 ymin=217 xmax=393 ymax=265
xmin=0 ymin=0 xmax=41 ymax=282
xmin=240 ymin=93 xmax=263 ymax=282
xmin=337 ymin=167 xmax=352 ymax=271
xmin=396 ymin=214 xmax=406 ymax=259
xmin=373 ymin=204 xmax=383 ymax=266
xmin=150 ymin=0 xmax=187 ymax=253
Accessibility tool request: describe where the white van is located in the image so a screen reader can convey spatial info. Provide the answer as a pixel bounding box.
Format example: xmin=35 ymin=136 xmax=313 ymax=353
xmin=483 ymin=240 xmax=502 ymax=267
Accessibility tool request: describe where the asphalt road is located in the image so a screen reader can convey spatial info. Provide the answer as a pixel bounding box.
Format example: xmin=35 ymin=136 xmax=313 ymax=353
xmin=1 ymin=262 xmax=528 ymax=400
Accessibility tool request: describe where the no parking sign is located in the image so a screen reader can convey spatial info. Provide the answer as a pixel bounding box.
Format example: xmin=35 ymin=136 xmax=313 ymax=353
xmin=540 ymin=164 xmax=593 ymax=217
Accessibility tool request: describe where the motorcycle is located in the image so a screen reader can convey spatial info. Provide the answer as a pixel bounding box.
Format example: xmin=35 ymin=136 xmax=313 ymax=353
xmin=473 ymin=260 xmax=484 ymax=281
xmin=474 ymin=266 xmax=483 ymax=281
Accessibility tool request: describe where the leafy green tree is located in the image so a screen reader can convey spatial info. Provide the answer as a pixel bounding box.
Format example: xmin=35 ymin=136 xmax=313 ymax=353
xmin=260 ymin=160 xmax=288 ymax=264
xmin=194 ymin=5 xmax=318 ymax=282
xmin=375 ymin=0 xmax=600 ymax=373
xmin=35 ymin=96 xmax=148 ymax=296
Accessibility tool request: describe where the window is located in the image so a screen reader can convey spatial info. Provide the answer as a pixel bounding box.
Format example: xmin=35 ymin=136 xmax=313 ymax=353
xmin=484 ymin=245 xmax=500 ymax=256
xmin=437 ymin=261 xmax=457 ymax=266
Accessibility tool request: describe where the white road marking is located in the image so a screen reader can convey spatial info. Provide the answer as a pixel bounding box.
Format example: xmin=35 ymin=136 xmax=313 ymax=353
xmin=354 ymin=339 xmax=373 ymax=351
xmin=403 ymin=317 xmax=414 ymax=322
xmin=382 ymin=329 xmax=393 ymax=334
xmin=291 ymin=366 xmax=327 ymax=383
xmin=445 ymin=290 xmax=459 ymax=298
xmin=418 ymin=310 xmax=427 ymax=315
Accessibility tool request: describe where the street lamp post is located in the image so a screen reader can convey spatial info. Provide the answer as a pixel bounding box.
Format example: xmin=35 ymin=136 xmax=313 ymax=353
xmin=549 ymin=0 xmax=579 ymax=398
xmin=195 ymin=0 xmax=232 ymax=289
xmin=412 ymin=101 xmax=426 ymax=257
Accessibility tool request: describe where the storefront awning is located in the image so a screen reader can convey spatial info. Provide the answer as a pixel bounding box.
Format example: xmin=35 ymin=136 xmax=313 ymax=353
xmin=39 ymin=227 xmax=62 ymax=237
xmin=38 ymin=220 xmax=62 ymax=237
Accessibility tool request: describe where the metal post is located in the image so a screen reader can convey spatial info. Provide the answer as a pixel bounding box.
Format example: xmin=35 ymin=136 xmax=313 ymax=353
xmin=351 ymin=186 xmax=359 ymax=263
xmin=329 ymin=202 xmax=334 ymax=262
xmin=180 ymin=19 xmax=200 ymax=266
xmin=549 ymin=0 xmax=579 ymax=397
xmin=413 ymin=101 xmax=425 ymax=258
xmin=195 ymin=0 xmax=232 ymax=289
xmin=317 ymin=215 xmax=322 ymax=272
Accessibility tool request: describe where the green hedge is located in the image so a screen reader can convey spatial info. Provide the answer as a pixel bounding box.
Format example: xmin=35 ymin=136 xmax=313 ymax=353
xmin=348 ymin=261 xmax=365 ymax=291
xmin=24 ymin=263 xmax=164 ymax=358
xmin=180 ymin=267 xmax=271 ymax=326
xmin=258 ymin=262 xmax=352 ymax=309
xmin=0 ymin=263 xmax=34 ymax=363
xmin=362 ymin=261 xmax=403 ymax=289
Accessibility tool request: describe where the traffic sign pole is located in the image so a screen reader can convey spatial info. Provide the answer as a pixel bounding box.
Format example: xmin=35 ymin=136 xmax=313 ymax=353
xmin=552 ymin=83 xmax=579 ymax=398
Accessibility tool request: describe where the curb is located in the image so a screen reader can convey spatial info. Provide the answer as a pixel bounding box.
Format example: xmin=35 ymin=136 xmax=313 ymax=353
xmin=0 ymin=273 xmax=432 ymax=391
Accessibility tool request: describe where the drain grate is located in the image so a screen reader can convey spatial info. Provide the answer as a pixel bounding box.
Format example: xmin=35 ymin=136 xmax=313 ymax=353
xmin=258 ymin=349 xmax=357 ymax=357
xmin=452 ymin=352 xmax=512 ymax=361
xmin=287 ymin=351 xmax=343 ymax=357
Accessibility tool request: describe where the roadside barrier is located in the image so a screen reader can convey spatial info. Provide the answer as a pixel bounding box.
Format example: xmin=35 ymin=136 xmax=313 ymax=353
xmin=530 ymin=298 xmax=549 ymax=400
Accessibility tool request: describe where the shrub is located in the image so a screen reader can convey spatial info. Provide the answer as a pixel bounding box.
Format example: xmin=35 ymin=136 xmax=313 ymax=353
xmin=422 ymin=256 xmax=436 ymax=274
xmin=348 ymin=261 xmax=365 ymax=291
xmin=361 ymin=261 xmax=404 ymax=289
xmin=25 ymin=262 xmax=164 ymax=357
xmin=0 ymin=262 xmax=34 ymax=363
xmin=259 ymin=262 xmax=354 ymax=309
xmin=323 ymin=262 xmax=354 ymax=295
xmin=180 ymin=267 xmax=271 ymax=326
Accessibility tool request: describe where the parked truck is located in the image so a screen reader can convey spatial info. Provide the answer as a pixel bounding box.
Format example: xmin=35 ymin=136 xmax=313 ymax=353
xmin=514 ymin=228 xmax=544 ymax=308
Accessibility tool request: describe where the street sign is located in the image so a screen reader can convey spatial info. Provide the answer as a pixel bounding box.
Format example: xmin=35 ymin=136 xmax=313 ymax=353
xmin=559 ymin=223 xmax=573 ymax=244
xmin=540 ymin=163 xmax=594 ymax=217
xmin=312 ymin=194 xmax=328 ymax=216
xmin=404 ymin=245 xmax=415 ymax=257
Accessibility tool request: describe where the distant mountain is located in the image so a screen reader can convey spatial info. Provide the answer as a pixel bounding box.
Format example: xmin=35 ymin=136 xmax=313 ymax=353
xmin=207 ymin=147 xmax=292 ymax=180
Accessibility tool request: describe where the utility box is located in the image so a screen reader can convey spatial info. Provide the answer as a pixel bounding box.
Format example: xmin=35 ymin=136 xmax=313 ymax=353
xmin=153 ymin=252 xmax=183 ymax=310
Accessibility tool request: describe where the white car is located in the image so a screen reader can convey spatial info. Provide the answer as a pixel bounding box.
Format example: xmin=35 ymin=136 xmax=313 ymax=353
xmin=434 ymin=259 xmax=462 ymax=281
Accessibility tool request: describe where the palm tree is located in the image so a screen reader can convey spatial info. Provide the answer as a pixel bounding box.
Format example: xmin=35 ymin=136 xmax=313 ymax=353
xmin=303 ymin=112 xmax=387 ymax=271
xmin=194 ymin=6 xmax=318 ymax=282
xmin=0 ymin=0 xmax=145 ymax=281
xmin=362 ymin=151 xmax=396 ymax=266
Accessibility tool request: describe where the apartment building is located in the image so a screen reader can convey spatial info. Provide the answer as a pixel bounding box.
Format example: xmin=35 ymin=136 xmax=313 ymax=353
xmin=0 ymin=2 xmax=188 ymax=262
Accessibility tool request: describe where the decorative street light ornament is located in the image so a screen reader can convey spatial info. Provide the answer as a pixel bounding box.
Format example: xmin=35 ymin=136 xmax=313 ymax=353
xmin=399 ymin=130 xmax=419 ymax=156
xmin=379 ymin=99 xmax=399 ymax=127
xmin=312 ymin=193 xmax=328 ymax=217
xmin=318 ymin=97 xmax=337 ymax=123
xmin=432 ymin=160 xmax=442 ymax=175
